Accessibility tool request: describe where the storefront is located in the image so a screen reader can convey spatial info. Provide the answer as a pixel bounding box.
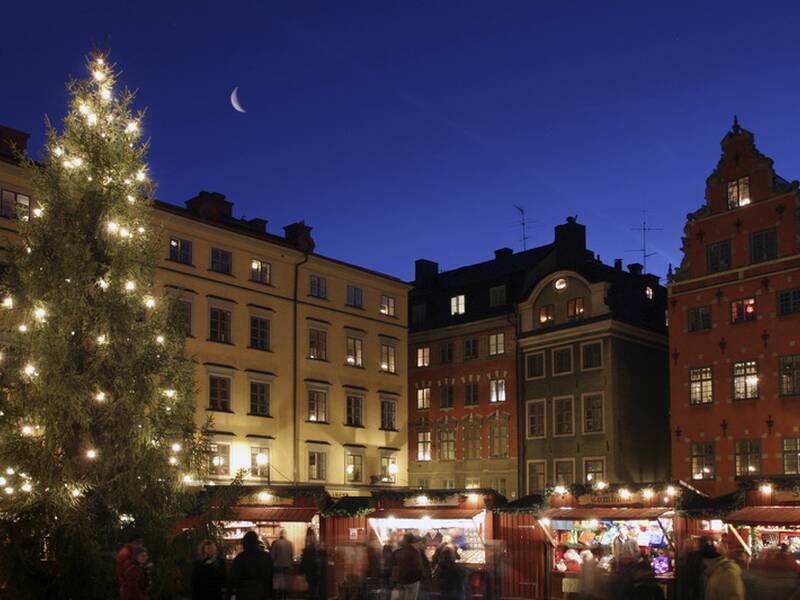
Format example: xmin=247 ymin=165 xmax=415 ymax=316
xmin=219 ymin=502 xmax=320 ymax=559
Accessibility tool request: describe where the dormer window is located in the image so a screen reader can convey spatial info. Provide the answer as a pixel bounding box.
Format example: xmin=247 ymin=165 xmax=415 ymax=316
xmin=727 ymin=176 xmax=750 ymax=209
xmin=567 ymin=298 xmax=584 ymax=319
xmin=539 ymin=305 xmax=554 ymax=325
xmin=450 ymin=294 xmax=465 ymax=315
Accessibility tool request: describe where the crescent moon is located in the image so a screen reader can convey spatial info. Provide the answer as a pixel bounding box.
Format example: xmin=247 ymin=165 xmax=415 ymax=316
xmin=230 ymin=87 xmax=246 ymax=113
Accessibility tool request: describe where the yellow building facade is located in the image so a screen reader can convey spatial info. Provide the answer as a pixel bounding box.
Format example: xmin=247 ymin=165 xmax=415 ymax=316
xmin=0 ymin=125 xmax=408 ymax=492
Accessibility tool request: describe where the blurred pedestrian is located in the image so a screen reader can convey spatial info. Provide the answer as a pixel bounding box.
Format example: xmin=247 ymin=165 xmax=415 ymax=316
xmin=192 ymin=539 xmax=226 ymax=600
xmin=121 ymin=547 xmax=151 ymax=600
xmin=301 ymin=528 xmax=324 ymax=600
xmin=227 ymin=531 xmax=273 ymax=600
xmin=272 ymin=528 xmax=294 ymax=600
xmin=434 ymin=544 xmax=466 ymax=600
xmin=393 ymin=533 xmax=425 ymax=600
xmin=701 ymin=543 xmax=743 ymax=600
xmin=116 ymin=532 xmax=144 ymax=588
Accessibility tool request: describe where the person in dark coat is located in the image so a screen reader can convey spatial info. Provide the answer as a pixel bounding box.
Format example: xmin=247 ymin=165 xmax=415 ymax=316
xmin=433 ymin=545 xmax=467 ymax=600
xmin=227 ymin=531 xmax=273 ymax=600
xmin=121 ymin=547 xmax=151 ymax=600
xmin=192 ymin=539 xmax=227 ymax=600
xmin=300 ymin=528 xmax=324 ymax=600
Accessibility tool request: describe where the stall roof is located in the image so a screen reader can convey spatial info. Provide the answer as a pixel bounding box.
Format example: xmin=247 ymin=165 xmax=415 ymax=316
xmin=232 ymin=506 xmax=319 ymax=522
xmin=542 ymin=507 xmax=672 ymax=521
xmin=368 ymin=508 xmax=483 ymax=520
xmin=724 ymin=506 xmax=800 ymax=526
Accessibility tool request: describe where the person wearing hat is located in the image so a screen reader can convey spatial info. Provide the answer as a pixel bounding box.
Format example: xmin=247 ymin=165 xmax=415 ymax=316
xmin=701 ymin=543 xmax=744 ymax=600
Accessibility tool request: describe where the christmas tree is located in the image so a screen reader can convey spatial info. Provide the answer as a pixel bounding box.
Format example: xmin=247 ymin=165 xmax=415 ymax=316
xmin=0 ymin=53 xmax=209 ymax=598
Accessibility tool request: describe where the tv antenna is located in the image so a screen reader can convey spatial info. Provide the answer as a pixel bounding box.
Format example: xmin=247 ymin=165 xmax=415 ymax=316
xmin=626 ymin=211 xmax=662 ymax=274
xmin=513 ymin=204 xmax=530 ymax=250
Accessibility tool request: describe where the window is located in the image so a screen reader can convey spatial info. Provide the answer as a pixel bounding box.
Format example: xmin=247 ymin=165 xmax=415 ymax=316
xmin=308 ymin=451 xmax=327 ymax=480
xmin=489 ymin=333 xmax=505 ymax=356
xmin=249 ymin=381 xmax=270 ymax=416
xmin=177 ymin=300 xmax=192 ymax=336
xmin=784 ymin=437 xmax=800 ymax=475
xmin=489 ymin=416 xmax=509 ymax=458
xmin=209 ymin=443 xmax=230 ymax=477
xmin=346 ymin=285 xmax=364 ymax=308
xmin=309 ymin=328 xmax=327 ymax=360
xmin=707 ymin=241 xmax=731 ymax=274
xmin=417 ymin=347 xmax=430 ymax=367
xmin=735 ymin=439 xmax=761 ymax=476
xmin=645 ymin=286 xmax=654 ymax=300
xmin=554 ymin=460 xmax=575 ymax=486
xmin=780 ymin=355 xmax=800 ymax=396
xmin=567 ymin=298 xmax=585 ymax=319
xmin=250 ymin=259 xmax=271 ymax=284
xmin=345 ymin=453 xmax=363 ymax=482
xmin=688 ymin=306 xmax=712 ymax=332
xmin=250 ymin=316 xmax=271 ymax=350
xmin=380 ymin=294 xmax=396 ymax=316
xmin=465 ymin=477 xmax=481 ymax=489
xmin=731 ymin=298 xmax=756 ymax=323
xmin=440 ymin=384 xmax=454 ymax=409
xmin=440 ymin=342 xmax=453 ymax=364
xmin=210 ymin=248 xmax=232 ymax=275
xmin=492 ymin=478 xmax=507 ymax=497
xmin=438 ymin=428 xmax=456 ymax=460
xmin=689 ymin=367 xmax=713 ymax=405
xmin=380 ymin=344 xmax=397 ymax=373
xmin=380 ymin=398 xmax=397 ymax=430
xmin=526 ymin=400 xmax=545 ymax=438
xmin=308 ymin=390 xmax=328 ymax=422
xmin=733 ymin=360 xmax=759 ymax=400
xmin=169 ymin=237 xmax=192 ymax=264
xmin=346 ymin=395 xmax=363 ymax=427
xmin=584 ymin=459 xmax=605 ymax=484
xmin=418 ymin=479 xmax=429 ymax=489
xmin=411 ymin=304 xmax=426 ymax=327
xmin=310 ymin=275 xmax=327 ymax=298
xmin=489 ymin=379 xmax=506 ymax=403
xmin=539 ymin=305 xmax=554 ymax=325
xmin=417 ymin=431 xmax=432 ymax=461
xmin=464 ymin=339 xmax=478 ymax=360
xmin=583 ymin=393 xmax=604 ymax=434
xmin=489 ymin=285 xmax=506 ymax=307
xmin=209 ymin=307 xmax=232 ymax=343
xmin=778 ymin=289 xmax=800 ymax=316
xmin=346 ymin=337 xmax=363 ymax=367
xmin=750 ymin=229 xmax=777 ymax=263
xmin=209 ymin=376 xmax=231 ymax=411
xmin=250 ymin=447 xmax=270 ymax=478
xmin=691 ymin=442 xmax=715 ymax=480
xmin=527 ymin=461 xmax=546 ymax=494
xmin=727 ymin=176 xmax=750 ymax=209
xmin=442 ymin=479 xmax=456 ymax=489
xmin=525 ymin=352 xmax=545 ymax=379
xmin=416 ymin=387 xmax=432 ymax=410
xmin=581 ymin=341 xmax=602 ymax=370
xmin=450 ymin=294 xmax=466 ymax=315
xmin=552 ymin=347 xmax=573 ymax=375
xmin=464 ymin=421 xmax=482 ymax=460
xmin=380 ymin=455 xmax=397 ymax=482
xmin=554 ymin=397 xmax=574 ymax=436
xmin=465 ymin=382 xmax=479 ymax=407
xmin=0 ymin=189 xmax=31 ymax=220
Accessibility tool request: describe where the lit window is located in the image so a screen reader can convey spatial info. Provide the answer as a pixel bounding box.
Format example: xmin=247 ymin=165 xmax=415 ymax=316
xmin=780 ymin=355 xmax=800 ymax=396
xmin=450 ymin=294 xmax=466 ymax=315
xmin=733 ymin=361 xmax=758 ymax=400
xmin=438 ymin=428 xmax=456 ymax=460
xmin=309 ymin=328 xmax=327 ymax=360
xmin=691 ymin=443 xmax=715 ymax=480
xmin=464 ymin=421 xmax=482 ymax=459
xmin=346 ymin=285 xmax=364 ymax=308
xmin=380 ymin=294 xmax=396 ymax=316
xmin=735 ymin=439 xmax=761 ymax=476
xmin=308 ymin=390 xmax=327 ymax=422
xmin=380 ymin=343 xmax=397 ymax=373
xmin=416 ymin=347 xmax=430 ymax=367
xmin=689 ymin=367 xmax=713 ymax=405
xmin=489 ymin=415 xmax=509 ymax=458
xmin=250 ymin=447 xmax=270 ymax=478
xmin=417 ymin=431 xmax=432 ymax=461
xmin=345 ymin=453 xmax=363 ymax=482
xmin=727 ymin=176 xmax=750 ymax=209
xmin=380 ymin=455 xmax=397 ymax=482
xmin=731 ymin=298 xmax=756 ymax=323
xmin=489 ymin=379 xmax=506 ymax=403
xmin=539 ymin=305 xmax=554 ymax=325
xmin=169 ymin=237 xmax=192 ymax=264
xmin=567 ymin=298 xmax=584 ymax=319
xmin=416 ymin=387 xmax=431 ymax=409
xmin=209 ymin=443 xmax=230 ymax=477
xmin=645 ymin=286 xmax=654 ymax=300
xmin=784 ymin=437 xmax=800 ymax=475
xmin=584 ymin=459 xmax=605 ymax=484
xmin=489 ymin=333 xmax=505 ymax=356
xmin=250 ymin=259 xmax=271 ymax=284
xmin=308 ymin=451 xmax=327 ymax=480
xmin=346 ymin=337 xmax=363 ymax=367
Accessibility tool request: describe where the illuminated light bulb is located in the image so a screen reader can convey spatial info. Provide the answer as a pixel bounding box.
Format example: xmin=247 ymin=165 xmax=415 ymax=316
xmin=96 ymin=334 xmax=107 ymax=345
xmin=135 ymin=170 xmax=146 ymax=182
xmin=125 ymin=122 xmax=139 ymax=133
xmin=255 ymin=453 xmax=269 ymax=466
xmin=21 ymin=482 xmax=32 ymax=492
xmin=32 ymin=207 xmax=43 ymax=218
xmin=155 ymin=335 xmax=165 ymax=345
xmin=97 ymin=279 xmax=109 ymax=290
xmin=388 ymin=463 xmax=399 ymax=475
xmin=2 ymin=297 xmax=12 ymax=308
xmin=642 ymin=488 xmax=654 ymax=499
xmin=595 ymin=481 xmax=608 ymax=490
xmin=93 ymin=69 xmax=105 ymax=81
xmin=106 ymin=222 xmax=119 ymax=233
xmin=18 ymin=324 xmax=28 ymax=333
xmin=100 ymin=87 xmax=111 ymax=101
xmin=163 ymin=389 xmax=176 ymax=399
xmin=760 ymin=483 xmax=773 ymax=494
xmin=666 ymin=486 xmax=677 ymax=497
xmin=124 ymin=280 xmax=136 ymax=291
xmin=212 ymin=456 xmax=224 ymax=467
xmin=182 ymin=474 xmax=192 ymax=484
xmin=86 ymin=449 xmax=97 ymax=459
xmin=417 ymin=495 xmax=429 ymax=505
xmin=553 ymin=485 xmax=567 ymax=495
xmin=170 ymin=442 xmax=181 ymax=452
xmin=33 ymin=307 xmax=46 ymax=321
xmin=539 ymin=517 xmax=551 ymax=526
xmin=346 ymin=464 xmax=354 ymax=474
xmin=53 ymin=146 xmax=64 ymax=157
xmin=72 ymin=157 xmax=83 ymax=167
xmin=4 ymin=487 xmax=14 ymax=495
xmin=5 ymin=468 xmax=13 ymax=476
xmin=71 ymin=488 xmax=81 ymax=498
xmin=21 ymin=425 xmax=33 ymax=436
xmin=137 ymin=227 xmax=146 ymax=234
xmin=258 ymin=491 xmax=271 ymax=502
xmin=144 ymin=296 xmax=156 ymax=309
xmin=619 ymin=488 xmax=632 ymax=499
xmin=87 ymin=113 xmax=98 ymax=126
xmin=123 ymin=178 xmax=131 ymax=185
xmin=94 ymin=391 xmax=106 ymax=402
xmin=25 ymin=247 xmax=31 ymax=254
xmin=168 ymin=456 xmax=177 ymax=465
xmin=79 ymin=104 xmax=89 ymax=114
xmin=126 ymin=195 xmax=135 ymax=203
xmin=251 ymin=260 xmax=260 ymax=270
xmin=119 ymin=227 xmax=130 ymax=238
xmin=0 ymin=477 xmax=6 ymax=486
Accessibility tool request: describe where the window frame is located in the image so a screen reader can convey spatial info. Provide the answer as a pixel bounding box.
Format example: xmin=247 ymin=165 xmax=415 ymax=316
xmin=580 ymin=340 xmax=603 ymax=371
xmin=488 ymin=415 xmax=509 ymax=458
xmin=690 ymin=442 xmax=715 ymax=481
xmin=249 ymin=315 xmax=271 ymax=351
xmin=553 ymin=458 xmax=576 ymax=487
xmin=750 ymin=228 xmax=777 ymax=264
xmin=438 ymin=426 xmax=456 ymax=461
xmin=307 ymin=388 xmax=328 ymax=423
xmin=582 ymin=392 xmax=605 ymax=435
xmin=526 ymin=399 xmax=546 ymax=439
xmin=780 ymin=355 xmax=800 ymax=397
xmin=380 ymin=454 xmax=398 ymax=483
xmin=416 ymin=430 xmax=432 ymax=461
xmin=733 ymin=360 xmax=759 ymax=401
xmin=488 ymin=332 xmax=505 ymax=356
xmin=168 ymin=236 xmax=193 ymax=264
xmin=308 ymin=327 xmax=328 ymax=361
xmin=567 ymin=297 xmax=585 ymax=320
xmin=346 ymin=336 xmax=364 ymax=367
xmin=345 ymin=394 xmax=364 ymax=427
xmin=440 ymin=384 xmax=454 ymax=409
xmin=525 ymin=351 xmax=545 ymax=380
xmin=210 ymin=247 xmax=233 ymax=275
xmin=583 ymin=456 xmax=606 ymax=484
xmin=464 ymin=382 xmax=479 ymax=407
xmin=380 ymin=294 xmax=396 ymax=316
xmin=416 ymin=346 xmax=430 ymax=367
xmin=689 ymin=366 xmax=713 ymax=405
xmin=209 ymin=442 xmax=231 ymax=477
xmin=309 ymin=274 xmax=328 ymax=299
xmin=450 ymin=294 xmax=466 ymax=315
xmin=552 ymin=346 xmax=574 ymax=376
xmin=783 ymin=437 xmax=800 ymax=475
xmin=526 ymin=459 xmax=547 ymax=494
xmin=727 ymin=176 xmax=750 ymax=209
xmin=463 ymin=338 xmax=479 ymax=360
xmin=538 ymin=304 xmax=555 ymax=325
xmin=489 ymin=378 xmax=506 ymax=403
xmin=688 ymin=306 xmax=712 ymax=332
xmin=345 ymin=451 xmax=364 ymax=483
xmin=308 ymin=450 xmax=327 ymax=481
xmin=553 ymin=395 xmax=575 ymax=437
xmin=248 ymin=379 xmax=271 ymax=417
xmin=208 ymin=305 xmax=233 ymax=344
xmin=208 ymin=374 xmax=232 ymax=412
xmin=380 ymin=342 xmax=397 ymax=373
xmin=706 ymin=240 xmax=732 ymax=274
xmin=250 ymin=446 xmax=271 ymax=479
xmin=346 ymin=285 xmax=364 ymax=309
xmin=416 ymin=387 xmax=431 ymax=410
xmin=734 ymin=438 xmax=762 ymax=476
xmin=730 ymin=298 xmax=756 ymax=324
xmin=463 ymin=419 xmax=482 ymax=460
xmin=250 ymin=259 xmax=271 ymax=284
xmin=778 ymin=288 xmax=800 ymax=316
xmin=0 ymin=188 xmax=31 ymax=220
xmin=380 ymin=397 xmax=397 ymax=431
xmin=489 ymin=285 xmax=506 ymax=307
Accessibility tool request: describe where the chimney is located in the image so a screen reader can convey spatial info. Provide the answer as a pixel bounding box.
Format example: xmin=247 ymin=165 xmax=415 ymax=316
xmin=283 ymin=221 xmax=315 ymax=253
xmin=494 ymin=248 xmax=513 ymax=260
xmin=415 ymin=259 xmax=439 ymax=281
xmin=185 ymin=191 xmax=233 ymax=221
xmin=554 ymin=216 xmax=586 ymax=267
xmin=614 ymin=258 xmax=623 ymax=271
xmin=0 ymin=125 xmax=30 ymax=161
xmin=627 ymin=263 xmax=643 ymax=276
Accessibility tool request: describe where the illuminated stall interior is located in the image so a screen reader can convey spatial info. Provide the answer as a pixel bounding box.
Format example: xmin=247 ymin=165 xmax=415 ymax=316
xmin=218 ymin=505 xmax=319 ymax=560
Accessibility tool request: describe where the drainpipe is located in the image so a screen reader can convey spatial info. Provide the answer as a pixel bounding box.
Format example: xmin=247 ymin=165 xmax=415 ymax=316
xmin=292 ymin=252 xmax=310 ymax=483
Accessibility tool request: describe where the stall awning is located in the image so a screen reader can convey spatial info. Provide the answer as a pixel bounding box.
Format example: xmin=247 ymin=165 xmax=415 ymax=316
xmin=369 ymin=508 xmax=482 ymax=520
xmin=724 ymin=506 xmax=800 ymax=526
xmin=231 ymin=506 xmax=319 ymax=522
xmin=541 ymin=507 xmax=672 ymax=521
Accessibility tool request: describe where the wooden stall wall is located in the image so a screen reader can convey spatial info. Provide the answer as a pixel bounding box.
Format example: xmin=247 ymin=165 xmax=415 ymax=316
xmin=321 ymin=515 xmax=371 ymax=599
xmin=492 ymin=512 xmax=548 ymax=600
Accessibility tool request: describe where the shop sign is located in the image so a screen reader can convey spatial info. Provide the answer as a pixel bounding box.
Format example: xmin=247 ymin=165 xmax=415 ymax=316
xmin=577 ymin=493 xmax=635 ymax=506
xmin=403 ymin=494 xmax=461 ymax=507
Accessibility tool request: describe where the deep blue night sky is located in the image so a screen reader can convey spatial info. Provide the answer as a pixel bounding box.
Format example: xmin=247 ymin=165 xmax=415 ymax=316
xmin=3 ymin=1 xmax=800 ymax=281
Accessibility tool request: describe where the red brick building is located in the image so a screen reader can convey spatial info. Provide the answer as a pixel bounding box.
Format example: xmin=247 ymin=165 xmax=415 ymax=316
xmin=669 ymin=119 xmax=800 ymax=497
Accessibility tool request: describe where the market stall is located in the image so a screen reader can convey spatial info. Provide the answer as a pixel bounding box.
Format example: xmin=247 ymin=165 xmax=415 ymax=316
xmin=219 ymin=503 xmax=320 ymax=559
